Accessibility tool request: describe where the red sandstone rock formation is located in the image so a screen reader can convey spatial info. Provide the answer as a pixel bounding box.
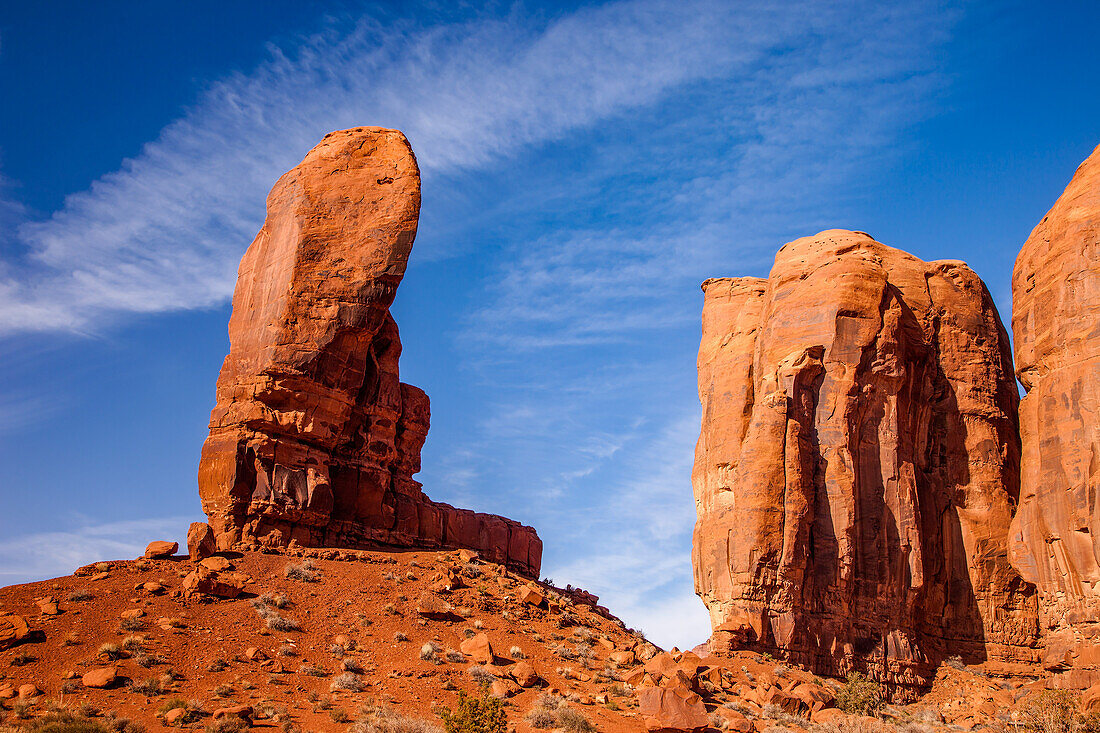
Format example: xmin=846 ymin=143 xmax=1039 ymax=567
xmin=1008 ymin=145 xmax=1100 ymax=683
xmin=692 ymin=230 xmax=1038 ymax=698
xmin=198 ymin=127 xmax=541 ymax=576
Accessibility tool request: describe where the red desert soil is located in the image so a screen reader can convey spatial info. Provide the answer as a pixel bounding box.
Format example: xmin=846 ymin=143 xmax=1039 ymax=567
xmin=0 ymin=547 xmax=1057 ymax=733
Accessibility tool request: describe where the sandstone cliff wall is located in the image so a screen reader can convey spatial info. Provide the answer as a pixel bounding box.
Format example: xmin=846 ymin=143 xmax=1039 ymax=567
xmin=198 ymin=127 xmax=541 ymax=576
xmin=692 ymin=230 xmax=1038 ymax=698
xmin=1009 ymin=144 xmax=1100 ymax=684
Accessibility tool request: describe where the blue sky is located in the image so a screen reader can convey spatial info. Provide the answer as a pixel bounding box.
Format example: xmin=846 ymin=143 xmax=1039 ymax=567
xmin=0 ymin=0 xmax=1097 ymax=649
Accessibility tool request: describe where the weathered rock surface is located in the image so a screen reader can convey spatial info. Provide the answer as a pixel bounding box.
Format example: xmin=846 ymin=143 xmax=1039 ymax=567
xmin=692 ymin=230 xmax=1038 ymax=698
xmin=82 ymin=667 xmax=117 ymax=689
xmin=187 ymin=522 xmax=216 ymax=561
xmin=1007 ymin=145 xmax=1100 ymax=689
xmin=144 ymin=541 xmax=178 ymax=559
xmin=0 ymin=613 xmax=29 ymax=649
xmin=1009 ymin=145 xmax=1100 ymax=616
xmin=638 ymin=686 xmax=710 ymax=732
xmin=197 ymin=127 xmax=540 ymax=576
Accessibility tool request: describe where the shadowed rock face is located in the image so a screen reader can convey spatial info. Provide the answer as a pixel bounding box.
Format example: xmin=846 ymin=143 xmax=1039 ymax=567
xmin=1010 ymin=145 xmax=1100 ymax=642
xmin=198 ymin=127 xmax=541 ymax=576
xmin=692 ymin=230 xmax=1038 ymax=699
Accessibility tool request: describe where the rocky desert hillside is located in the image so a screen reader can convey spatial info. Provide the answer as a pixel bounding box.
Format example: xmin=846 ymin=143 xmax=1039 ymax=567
xmin=0 ymin=543 xmax=1073 ymax=733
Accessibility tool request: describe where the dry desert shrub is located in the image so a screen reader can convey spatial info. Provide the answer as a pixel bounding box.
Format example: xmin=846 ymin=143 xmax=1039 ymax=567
xmin=156 ymin=699 xmax=199 ymax=725
xmin=16 ymin=710 xmax=111 ymax=733
xmin=525 ymin=695 xmax=594 ymax=733
xmin=251 ymin=595 xmax=301 ymax=631
xmin=810 ymin=717 xmax=896 ymax=733
xmin=1017 ymin=689 xmax=1100 ymax=733
xmin=120 ymin=636 xmax=143 ymax=653
xmin=330 ymin=672 xmax=366 ymax=692
xmin=134 ymin=652 xmax=167 ymax=668
xmin=420 ymin=642 xmax=441 ymax=663
xmin=102 ymin=713 xmax=145 ymax=733
xmin=762 ymin=704 xmax=808 ymax=728
xmin=283 ymin=560 xmax=319 ymax=582
xmin=128 ymin=677 xmax=164 ymax=697
xmin=352 ymin=702 xmax=442 ymax=733
xmin=204 ymin=719 xmax=247 ymax=733
xmin=118 ymin=617 xmax=145 ymax=632
xmin=97 ymin=643 xmax=123 ymax=660
xmin=259 ymin=592 xmax=289 ymax=608
xmin=468 ymin=666 xmax=495 ymax=684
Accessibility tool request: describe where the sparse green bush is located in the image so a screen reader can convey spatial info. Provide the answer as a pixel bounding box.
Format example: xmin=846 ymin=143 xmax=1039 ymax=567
xmin=440 ymin=686 xmax=506 ymax=733
xmin=834 ymin=672 xmax=882 ymax=717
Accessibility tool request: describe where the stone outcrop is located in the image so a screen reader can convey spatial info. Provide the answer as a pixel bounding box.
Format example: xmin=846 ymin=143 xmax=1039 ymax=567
xmin=1008 ymin=145 xmax=1100 ymax=685
xmin=692 ymin=230 xmax=1038 ymax=698
xmin=197 ymin=127 xmax=541 ymax=576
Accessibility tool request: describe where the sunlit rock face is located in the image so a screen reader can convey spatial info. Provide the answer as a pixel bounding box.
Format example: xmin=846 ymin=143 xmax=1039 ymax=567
xmin=198 ymin=127 xmax=541 ymax=576
xmin=1009 ymin=145 xmax=1100 ymax=667
xmin=692 ymin=230 xmax=1038 ymax=700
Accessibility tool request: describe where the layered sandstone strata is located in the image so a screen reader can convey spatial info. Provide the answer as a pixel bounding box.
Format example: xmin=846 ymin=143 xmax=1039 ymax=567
xmin=198 ymin=127 xmax=541 ymax=576
xmin=692 ymin=230 xmax=1038 ymax=698
xmin=1008 ymin=145 xmax=1100 ymax=681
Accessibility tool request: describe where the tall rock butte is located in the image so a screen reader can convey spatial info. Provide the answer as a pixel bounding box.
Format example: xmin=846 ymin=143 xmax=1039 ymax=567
xmin=1009 ymin=145 xmax=1100 ymax=676
xmin=692 ymin=230 xmax=1038 ymax=698
xmin=198 ymin=127 xmax=541 ymax=576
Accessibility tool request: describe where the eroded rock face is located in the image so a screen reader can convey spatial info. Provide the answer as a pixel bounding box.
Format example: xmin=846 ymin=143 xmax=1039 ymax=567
xmin=1008 ymin=145 xmax=1100 ymax=671
xmin=198 ymin=127 xmax=541 ymax=576
xmin=692 ymin=230 xmax=1038 ymax=698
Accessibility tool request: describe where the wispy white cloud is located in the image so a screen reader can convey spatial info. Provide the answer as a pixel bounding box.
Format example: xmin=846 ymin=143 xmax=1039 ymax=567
xmin=0 ymin=516 xmax=194 ymax=584
xmin=0 ymin=0 xmax=834 ymax=336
